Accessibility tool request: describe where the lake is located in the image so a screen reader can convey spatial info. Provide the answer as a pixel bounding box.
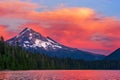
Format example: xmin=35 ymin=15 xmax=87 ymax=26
xmin=0 ymin=70 xmax=120 ymax=80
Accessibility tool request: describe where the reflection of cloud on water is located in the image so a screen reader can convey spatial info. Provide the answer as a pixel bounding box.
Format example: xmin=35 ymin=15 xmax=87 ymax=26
xmin=0 ymin=71 xmax=96 ymax=80
xmin=9 ymin=73 xmax=33 ymax=80
xmin=0 ymin=71 xmax=57 ymax=80
xmin=0 ymin=70 xmax=120 ymax=80
xmin=0 ymin=72 xmax=7 ymax=79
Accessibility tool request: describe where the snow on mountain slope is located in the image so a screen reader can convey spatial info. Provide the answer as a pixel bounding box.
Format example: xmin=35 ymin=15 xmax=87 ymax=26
xmin=6 ymin=28 xmax=105 ymax=60
xmin=7 ymin=28 xmax=63 ymax=51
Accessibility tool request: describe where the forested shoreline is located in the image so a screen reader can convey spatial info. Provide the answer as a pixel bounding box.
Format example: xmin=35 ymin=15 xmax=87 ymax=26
xmin=0 ymin=36 xmax=120 ymax=70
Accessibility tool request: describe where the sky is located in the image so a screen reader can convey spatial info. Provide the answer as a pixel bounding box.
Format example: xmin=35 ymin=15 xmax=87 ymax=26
xmin=35 ymin=0 xmax=120 ymax=18
xmin=0 ymin=0 xmax=120 ymax=55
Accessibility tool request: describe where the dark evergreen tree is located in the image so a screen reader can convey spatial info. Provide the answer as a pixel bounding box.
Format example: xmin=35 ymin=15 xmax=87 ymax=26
xmin=0 ymin=36 xmax=5 ymax=55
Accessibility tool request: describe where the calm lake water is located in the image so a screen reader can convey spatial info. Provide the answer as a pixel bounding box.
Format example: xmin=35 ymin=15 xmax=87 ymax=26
xmin=0 ymin=70 xmax=120 ymax=80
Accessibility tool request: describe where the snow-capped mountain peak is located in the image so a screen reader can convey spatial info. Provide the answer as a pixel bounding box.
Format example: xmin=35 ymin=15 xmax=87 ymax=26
xmin=7 ymin=28 xmax=62 ymax=50
xmin=6 ymin=28 xmax=105 ymax=60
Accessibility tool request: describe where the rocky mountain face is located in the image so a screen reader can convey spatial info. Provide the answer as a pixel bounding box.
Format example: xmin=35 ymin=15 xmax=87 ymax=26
xmin=6 ymin=28 xmax=105 ymax=60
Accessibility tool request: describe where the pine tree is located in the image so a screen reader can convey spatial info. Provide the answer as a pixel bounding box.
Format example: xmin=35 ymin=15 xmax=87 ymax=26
xmin=0 ymin=36 xmax=5 ymax=55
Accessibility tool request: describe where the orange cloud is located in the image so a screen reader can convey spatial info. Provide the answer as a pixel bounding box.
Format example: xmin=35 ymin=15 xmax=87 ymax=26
xmin=0 ymin=0 xmax=38 ymax=16
xmin=0 ymin=0 xmax=120 ymax=55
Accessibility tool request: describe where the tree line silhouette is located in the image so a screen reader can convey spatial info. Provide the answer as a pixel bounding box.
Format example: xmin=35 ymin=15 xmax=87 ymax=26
xmin=0 ymin=36 xmax=120 ymax=70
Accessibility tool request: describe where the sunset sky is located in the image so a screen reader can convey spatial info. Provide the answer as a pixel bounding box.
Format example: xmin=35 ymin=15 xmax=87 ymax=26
xmin=0 ymin=0 xmax=120 ymax=55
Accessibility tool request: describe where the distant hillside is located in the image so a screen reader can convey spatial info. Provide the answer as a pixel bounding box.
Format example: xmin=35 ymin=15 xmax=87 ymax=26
xmin=105 ymin=48 xmax=120 ymax=60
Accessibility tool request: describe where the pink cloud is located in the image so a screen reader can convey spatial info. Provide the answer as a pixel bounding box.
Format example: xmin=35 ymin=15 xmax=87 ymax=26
xmin=0 ymin=0 xmax=120 ymax=55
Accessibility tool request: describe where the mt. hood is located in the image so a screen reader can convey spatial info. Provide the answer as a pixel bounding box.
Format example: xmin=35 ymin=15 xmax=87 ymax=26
xmin=7 ymin=28 xmax=105 ymax=60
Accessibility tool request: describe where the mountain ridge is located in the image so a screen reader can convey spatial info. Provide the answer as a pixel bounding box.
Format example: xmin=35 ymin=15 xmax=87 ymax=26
xmin=6 ymin=28 xmax=105 ymax=60
xmin=105 ymin=48 xmax=120 ymax=60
